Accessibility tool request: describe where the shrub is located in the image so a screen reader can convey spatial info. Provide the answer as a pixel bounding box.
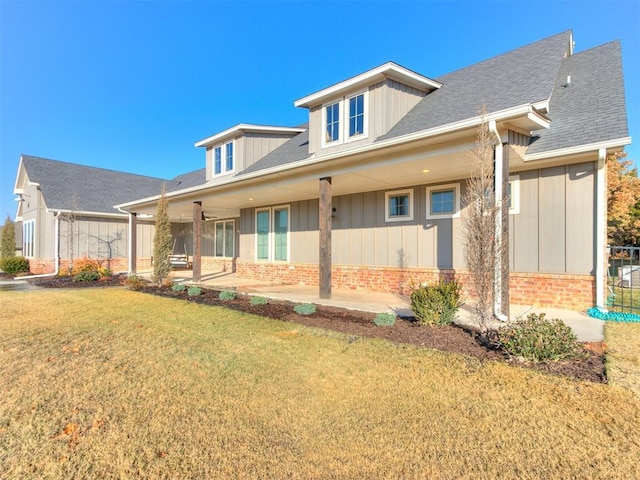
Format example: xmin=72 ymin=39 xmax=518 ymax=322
xmin=0 ymin=256 xmax=30 ymax=275
xmin=410 ymin=279 xmax=462 ymax=326
xmin=373 ymin=312 xmax=396 ymax=327
xmin=187 ymin=286 xmax=202 ymax=296
xmin=124 ymin=275 xmax=146 ymax=291
xmin=497 ymin=313 xmax=582 ymax=363
xmin=293 ymin=303 xmax=316 ymax=315
xmin=219 ymin=290 xmax=236 ymax=301
xmin=171 ymin=284 xmax=186 ymax=292
xmin=250 ymin=296 xmax=268 ymax=306
xmin=71 ymin=257 xmax=102 ymax=276
xmin=73 ymin=271 xmax=101 ymax=282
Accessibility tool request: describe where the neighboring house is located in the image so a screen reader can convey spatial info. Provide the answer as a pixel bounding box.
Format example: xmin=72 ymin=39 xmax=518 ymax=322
xmin=15 ymin=31 xmax=630 ymax=313
xmin=12 ymin=155 xmax=192 ymax=274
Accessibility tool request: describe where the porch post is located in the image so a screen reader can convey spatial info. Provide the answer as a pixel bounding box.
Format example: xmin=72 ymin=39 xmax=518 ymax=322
xmin=499 ymin=143 xmax=510 ymax=318
xmin=129 ymin=212 xmax=137 ymax=274
xmin=596 ymin=148 xmax=607 ymax=309
xmin=193 ymin=201 xmax=202 ymax=282
xmin=319 ymin=177 xmax=332 ymax=299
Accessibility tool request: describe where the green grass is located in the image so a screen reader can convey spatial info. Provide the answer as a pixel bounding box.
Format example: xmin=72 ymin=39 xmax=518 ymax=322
xmin=1 ymin=288 xmax=640 ymax=479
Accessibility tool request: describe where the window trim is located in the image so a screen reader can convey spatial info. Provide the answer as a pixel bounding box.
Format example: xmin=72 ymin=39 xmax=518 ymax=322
xmin=385 ymin=189 xmax=414 ymax=223
xmin=321 ymin=90 xmax=369 ymax=149
xmin=254 ymin=205 xmax=290 ymax=262
xmin=214 ymin=219 xmax=235 ymax=258
xmin=212 ymin=140 xmax=235 ymax=177
xmin=426 ymin=183 xmax=461 ymax=220
xmin=508 ymin=175 xmax=520 ymax=215
xmin=23 ymin=219 xmax=35 ymax=258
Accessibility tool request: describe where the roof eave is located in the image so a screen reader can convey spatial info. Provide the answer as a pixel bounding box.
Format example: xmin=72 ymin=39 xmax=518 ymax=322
xmin=524 ymin=136 xmax=632 ymax=162
xmin=293 ymin=62 xmax=442 ymax=108
xmin=194 ymin=124 xmax=306 ymax=148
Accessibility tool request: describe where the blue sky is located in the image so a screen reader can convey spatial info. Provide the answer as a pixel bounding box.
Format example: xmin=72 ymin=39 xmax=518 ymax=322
xmin=1 ymin=0 xmax=638 ymax=220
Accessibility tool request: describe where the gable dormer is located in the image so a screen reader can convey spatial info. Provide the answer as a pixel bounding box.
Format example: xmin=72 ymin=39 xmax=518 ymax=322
xmin=195 ymin=124 xmax=305 ymax=182
xmin=294 ymin=62 xmax=441 ymax=156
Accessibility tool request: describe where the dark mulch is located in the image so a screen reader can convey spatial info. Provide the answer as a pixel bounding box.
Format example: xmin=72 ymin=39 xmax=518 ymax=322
xmin=140 ymin=285 xmax=606 ymax=384
xmin=26 ymin=276 xmax=606 ymax=383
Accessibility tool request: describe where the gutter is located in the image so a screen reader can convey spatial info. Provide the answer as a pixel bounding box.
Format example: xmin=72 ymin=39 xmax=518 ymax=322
xmin=489 ymin=120 xmax=509 ymax=322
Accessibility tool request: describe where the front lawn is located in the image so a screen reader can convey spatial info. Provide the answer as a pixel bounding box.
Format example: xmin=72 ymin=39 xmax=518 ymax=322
xmin=1 ymin=289 xmax=639 ymax=479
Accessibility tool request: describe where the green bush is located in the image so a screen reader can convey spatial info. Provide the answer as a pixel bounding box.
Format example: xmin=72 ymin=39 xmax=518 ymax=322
xmin=219 ymin=290 xmax=236 ymax=301
xmin=0 ymin=256 xmax=30 ymax=275
xmin=171 ymin=284 xmax=186 ymax=292
xmin=497 ymin=313 xmax=582 ymax=363
xmin=187 ymin=286 xmax=202 ymax=296
xmin=373 ymin=312 xmax=396 ymax=327
xmin=293 ymin=303 xmax=316 ymax=315
xmin=410 ymin=279 xmax=462 ymax=326
xmin=73 ymin=270 xmax=101 ymax=282
xmin=250 ymin=296 xmax=268 ymax=306
xmin=123 ymin=275 xmax=146 ymax=291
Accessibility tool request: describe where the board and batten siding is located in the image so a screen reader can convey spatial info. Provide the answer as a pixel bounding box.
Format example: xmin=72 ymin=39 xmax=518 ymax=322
xmin=58 ymin=217 xmax=154 ymax=260
xmin=510 ymin=161 xmax=596 ymax=274
xmin=308 ymin=79 xmax=426 ymax=156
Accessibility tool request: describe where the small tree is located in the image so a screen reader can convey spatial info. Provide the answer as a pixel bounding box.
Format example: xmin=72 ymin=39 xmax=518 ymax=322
xmin=1 ymin=216 xmax=16 ymax=258
xmin=607 ymin=152 xmax=640 ymax=246
xmin=152 ymin=186 xmax=172 ymax=285
xmin=462 ymin=112 xmax=504 ymax=332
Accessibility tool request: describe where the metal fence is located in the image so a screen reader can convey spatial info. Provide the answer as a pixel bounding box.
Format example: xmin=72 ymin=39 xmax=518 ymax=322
xmin=607 ymin=246 xmax=640 ymax=313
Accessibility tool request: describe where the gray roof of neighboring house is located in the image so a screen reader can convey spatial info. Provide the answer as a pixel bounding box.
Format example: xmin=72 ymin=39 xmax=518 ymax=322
xmin=526 ymin=40 xmax=628 ymax=154
xmin=20 ymin=155 xmax=174 ymax=214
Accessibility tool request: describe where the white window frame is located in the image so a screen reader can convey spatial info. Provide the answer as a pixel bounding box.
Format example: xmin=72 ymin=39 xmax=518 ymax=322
xmin=508 ymin=175 xmax=520 ymax=215
xmin=214 ymin=219 xmax=235 ymax=258
xmin=23 ymin=219 xmax=35 ymax=258
xmin=212 ymin=140 xmax=235 ymax=177
xmin=385 ymin=189 xmax=414 ymax=222
xmin=254 ymin=205 xmax=290 ymax=262
xmin=426 ymin=183 xmax=461 ymax=220
xmin=321 ymin=90 xmax=369 ymax=149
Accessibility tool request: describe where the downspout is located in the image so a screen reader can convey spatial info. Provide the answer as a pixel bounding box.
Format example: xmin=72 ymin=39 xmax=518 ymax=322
xmin=489 ymin=120 xmax=509 ymax=322
xmin=595 ymin=148 xmax=607 ymax=311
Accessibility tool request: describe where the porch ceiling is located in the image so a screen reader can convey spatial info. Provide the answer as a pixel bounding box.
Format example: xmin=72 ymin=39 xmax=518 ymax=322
xmin=145 ymin=140 xmax=480 ymax=222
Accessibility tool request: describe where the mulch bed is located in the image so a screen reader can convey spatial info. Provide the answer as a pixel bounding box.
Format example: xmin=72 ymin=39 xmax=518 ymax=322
xmin=28 ymin=274 xmax=127 ymax=288
xmin=27 ymin=276 xmax=606 ymax=383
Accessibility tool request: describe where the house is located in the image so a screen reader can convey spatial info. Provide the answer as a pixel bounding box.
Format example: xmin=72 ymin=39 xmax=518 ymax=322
xmin=16 ymin=31 xmax=630 ymax=313
xmin=12 ymin=155 xmax=203 ymax=274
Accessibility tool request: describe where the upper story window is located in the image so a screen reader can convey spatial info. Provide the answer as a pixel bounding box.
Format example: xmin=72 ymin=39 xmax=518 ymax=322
xmin=348 ymin=93 xmax=365 ymax=137
xmin=213 ymin=141 xmax=235 ymax=177
xmin=325 ymin=102 xmax=340 ymax=143
xmin=321 ymin=90 xmax=368 ymax=148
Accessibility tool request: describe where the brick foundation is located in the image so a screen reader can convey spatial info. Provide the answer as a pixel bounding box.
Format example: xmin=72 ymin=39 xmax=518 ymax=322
xmin=236 ymin=261 xmax=596 ymax=312
xmin=24 ymin=257 xmax=134 ymax=275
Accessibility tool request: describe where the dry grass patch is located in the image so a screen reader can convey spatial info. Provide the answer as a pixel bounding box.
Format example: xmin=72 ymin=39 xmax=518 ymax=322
xmin=1 ymin=289 xmax=640 ymax=479
xmin=605 ymin=322 xmax=640 ymax=397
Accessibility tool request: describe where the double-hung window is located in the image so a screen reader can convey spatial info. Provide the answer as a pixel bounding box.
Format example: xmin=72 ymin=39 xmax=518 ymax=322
xmin=385 ymin=189 xmax=414 ymax=222
xmin=322 ymin=91 xmax=368 ymax=148
xmin=256 ymin=206 xmax=289 ymax=261
xmin=23 ymin=219 xmax=35 ymax=258
xmin=426 ymin=183 xmax=461 ymax=219
xmin=214 ymin=220 xmax=235 ymax=258
xmin=325 ymin=102 xmax=340 ymax=144
xmin=212 ymin=141 xmax=234 ymax=177
xmin=348 ymin=93 xmax=365 ymax=137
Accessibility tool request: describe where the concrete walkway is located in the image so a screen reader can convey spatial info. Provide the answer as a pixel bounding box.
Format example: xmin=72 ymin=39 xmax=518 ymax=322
xmin=164 ymin=270 xmax=605 ymax=343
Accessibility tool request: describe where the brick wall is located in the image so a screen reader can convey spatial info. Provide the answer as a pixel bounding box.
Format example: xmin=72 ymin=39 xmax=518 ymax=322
xmin=237 ymin=261 xmax=596 ymax=311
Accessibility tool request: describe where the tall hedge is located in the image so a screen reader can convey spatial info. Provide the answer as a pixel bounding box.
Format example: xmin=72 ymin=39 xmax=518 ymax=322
xmin=1 ymin=216 xmax=16 ymax=258
xmin=152 ymin=186 xmax=172 ymax=285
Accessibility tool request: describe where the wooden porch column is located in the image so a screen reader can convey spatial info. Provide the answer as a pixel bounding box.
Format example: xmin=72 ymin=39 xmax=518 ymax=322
xmin=319 ymin=177 xmax=332 ymax=299
xmin=193 ymin=201 xmax=202 ymax=282
xmin=129 ymin=213 xmax=137 ymax=274
xmin=499 ymin=143 xmax=510 ymax=318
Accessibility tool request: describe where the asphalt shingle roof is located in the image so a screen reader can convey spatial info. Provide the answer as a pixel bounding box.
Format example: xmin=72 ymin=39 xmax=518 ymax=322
xmin=170 ymin=168 xmax=207 ymax=190
xmin=526 ymin=40 xmax=628 ymax=154
xmin=21 ymin=155 xmax=174 ymax=214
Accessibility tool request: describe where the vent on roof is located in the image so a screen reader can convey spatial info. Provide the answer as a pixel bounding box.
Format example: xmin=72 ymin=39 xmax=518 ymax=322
xmin=564 ymin=75 xmax=572 ymax=87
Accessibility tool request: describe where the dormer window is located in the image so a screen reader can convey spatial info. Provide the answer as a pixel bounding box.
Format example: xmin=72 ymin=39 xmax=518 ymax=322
xmin=321 ymin=91 xmax=368 ymax=148
xmin=213 ymin=141 xmax=235 ymax=176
